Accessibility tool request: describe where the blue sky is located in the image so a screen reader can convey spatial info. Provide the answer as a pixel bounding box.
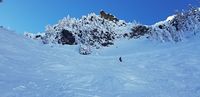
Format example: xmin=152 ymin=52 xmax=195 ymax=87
xmin=0 ymin=0 xmax=197 ymax=33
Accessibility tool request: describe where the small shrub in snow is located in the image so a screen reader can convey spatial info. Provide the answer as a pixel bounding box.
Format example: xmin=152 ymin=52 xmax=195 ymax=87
xmin=79 ymin=44 xmax=92 ymax=55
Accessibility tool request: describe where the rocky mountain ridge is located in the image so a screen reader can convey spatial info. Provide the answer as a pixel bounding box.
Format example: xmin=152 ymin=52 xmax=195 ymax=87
xmin=25 ymin=7 xmax=200 ymax=54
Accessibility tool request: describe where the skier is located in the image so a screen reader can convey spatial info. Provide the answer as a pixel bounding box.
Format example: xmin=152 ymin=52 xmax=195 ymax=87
xmin=119 ymin=57 xmax=122 ymax=62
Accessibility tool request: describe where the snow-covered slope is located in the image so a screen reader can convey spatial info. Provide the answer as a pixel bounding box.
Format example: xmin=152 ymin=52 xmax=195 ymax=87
xmin=1 ymin=26 xmax=200 ymax=97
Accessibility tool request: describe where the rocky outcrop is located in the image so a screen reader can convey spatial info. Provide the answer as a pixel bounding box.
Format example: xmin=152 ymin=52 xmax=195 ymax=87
xmin=129 ymin=25 xmax=150 ymax=38
xmin=100 ymin=11 xmax=119 ymax=22
xmin=58 ymin=30 xmax=76 ymax=45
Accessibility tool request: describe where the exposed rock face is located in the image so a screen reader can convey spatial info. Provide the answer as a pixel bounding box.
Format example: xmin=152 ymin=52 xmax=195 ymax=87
xmin=100 ymin=11 xmax=119 ymax=22
xmin=129 ymin=25 xmax=150 ymax=38
xmin=58 ymin=30 xmax=76 ymax=45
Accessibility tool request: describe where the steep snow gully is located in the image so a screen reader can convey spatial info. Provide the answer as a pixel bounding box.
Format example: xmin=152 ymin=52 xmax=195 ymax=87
xmin=1 ymin=26 xmax=200 ymax=97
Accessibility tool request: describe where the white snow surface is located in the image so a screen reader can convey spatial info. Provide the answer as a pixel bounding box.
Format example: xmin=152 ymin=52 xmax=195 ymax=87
xmin=1 ymin=28 xmax=200 ymax=97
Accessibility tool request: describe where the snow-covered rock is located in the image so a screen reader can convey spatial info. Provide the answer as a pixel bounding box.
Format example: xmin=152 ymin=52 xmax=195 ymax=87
xmin=25 ymin=11 xmax=134 ymax=49
xmin=25 ymin=7 xmax=200 ymax=55
xmin=150 ymin=7 xmax=200 ymax=42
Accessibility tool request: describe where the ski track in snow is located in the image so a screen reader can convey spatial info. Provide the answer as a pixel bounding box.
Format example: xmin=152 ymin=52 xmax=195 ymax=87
xmin=1 ymin=29 xmax=200 ymax=97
